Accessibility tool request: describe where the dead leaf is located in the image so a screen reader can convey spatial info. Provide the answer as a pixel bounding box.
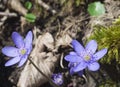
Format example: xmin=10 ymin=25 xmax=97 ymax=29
xmin=55 ymin=34 xmax=72 ymax=48
xmin=17 ymin=33 xmax=57 ymax=87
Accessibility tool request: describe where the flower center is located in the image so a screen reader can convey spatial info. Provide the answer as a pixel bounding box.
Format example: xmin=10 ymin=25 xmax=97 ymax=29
xmin=84 ymin=55 xmax=91 ymax=61
xmin=20 ymin=49 xmax=26 ymax=55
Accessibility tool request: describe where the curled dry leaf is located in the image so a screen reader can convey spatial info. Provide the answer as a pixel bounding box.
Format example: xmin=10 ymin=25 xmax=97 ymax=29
xmin=55 ymin=34 xmax=72 ymax=48
xmin=17 ymin=33 xmax=57 ymax=87
xmin=17 ymin=30 xmax=72 ymax=87
xmin=41 ymin=33 xmax=54 ymax=50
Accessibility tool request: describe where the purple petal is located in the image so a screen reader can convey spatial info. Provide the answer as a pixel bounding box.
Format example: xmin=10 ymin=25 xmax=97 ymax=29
xmin=78 ymin=71 xmax=83 ymax=76
xmin=69 ymin=52 xmax=77 ymax=55
xmin=12 ymin=32 xmax=24 ymax=48
xmin=24 ymin=31 xmax=33 ymax=49
xmin=85 ymin=40 xmax=97 ymax=54
xmin=88 ymin=62 xmax=100 ymax=71
xmin=2 ymin=46 xmax=19 ymax=57
xmin=18 ymin=55 xmax=28 ymax=67
xmin=68 ymin=62 xmax=72 ymax=67
xmin=26 ymin=45 xmax=32 ymax=55
xmin=65 ymin=55 xmax=82 ymax=62
xmin=73 ymin=62 xmax=87 ymax=72
xmin=52 ymin=73 xmax=63 ymax=85
xmin=93 ymin=48 xmax=107 ymax=61
xmin=5 ymin=56 xmax=21 ymax=66
xmin=71 ymin=40 xmax=84 ymax=54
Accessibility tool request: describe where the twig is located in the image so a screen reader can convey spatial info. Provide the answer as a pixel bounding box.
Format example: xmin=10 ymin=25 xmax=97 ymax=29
xmin=82 ymin=74 xmax=88 ymax=83
xmin=0 ymin=12 xmax=17 ymax=17
xmin=0 ymin=9 xmax=13 ymax=26
xmin=60 ymin=53 xmax=64 ymax=69
xmin=28 ymin=57 xmax=60 ymax=87
xmin=36 ymin=0 xmax=56 ymax=14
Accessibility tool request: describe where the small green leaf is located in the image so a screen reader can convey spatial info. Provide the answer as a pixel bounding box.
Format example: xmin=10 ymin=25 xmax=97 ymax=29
xmin=87 ymin=1 xmax=105 ymax=16
xmin=26 ymin=18 xmax=35 ymax=23
xmin=25 ymin=1 xmax=32 ymax=10
xmin=25 ymin=13 xmax=36 ymax=23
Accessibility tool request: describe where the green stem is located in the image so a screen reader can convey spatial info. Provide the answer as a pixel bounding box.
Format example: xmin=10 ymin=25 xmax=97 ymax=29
xmin=28 ymin=57 xmax=60 ymax=87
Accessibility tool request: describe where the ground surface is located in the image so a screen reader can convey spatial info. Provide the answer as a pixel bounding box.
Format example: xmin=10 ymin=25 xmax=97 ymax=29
xmin=0 ymin=0 xmax=120 ymax=87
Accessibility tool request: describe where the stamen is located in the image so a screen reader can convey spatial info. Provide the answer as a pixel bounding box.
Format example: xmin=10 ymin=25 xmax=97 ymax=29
xmin=20 ymin=49 xmax=26 ymax=55
xmin=84 ymin=55 xmax=91 ymax=61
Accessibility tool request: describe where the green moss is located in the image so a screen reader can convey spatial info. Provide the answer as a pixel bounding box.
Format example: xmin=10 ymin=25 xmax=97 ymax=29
xmin=88 ymin=25 xmax=120 ymax=64
xmin=99 ymin=79 xmax=117 ymax=87
xmin=113 ymin=16 xmax=120 ymax=25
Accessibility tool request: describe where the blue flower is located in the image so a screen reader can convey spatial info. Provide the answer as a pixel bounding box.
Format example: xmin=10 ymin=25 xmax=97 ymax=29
xmin=52 ymin=73 xmax=63 ymax=86
xmin=2 ymin=31 xmax=33 ymax=67
xmin=65 ymin=40 xmax=107 ymax=72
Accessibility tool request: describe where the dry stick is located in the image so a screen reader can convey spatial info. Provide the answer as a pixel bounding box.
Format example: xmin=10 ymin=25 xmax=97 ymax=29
xmin=0 ymin=9 xmax=17 ymax=26
xmin=0 ymin=12 xmax=17 ymax=17
xmin=28 ymin=57 xmax=60 ymax=87
xmin=36 ymin=0 xmax=56 ymax=14
xmin=60 ymin=53 xmax=64 ymax=69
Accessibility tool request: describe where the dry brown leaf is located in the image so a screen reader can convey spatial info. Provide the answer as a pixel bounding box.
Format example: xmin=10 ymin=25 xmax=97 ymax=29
xmin=41 ymin=33 xmax=54 ymax=50
xmin=17 ymin=29 xmax=72 ymax=87
xmin=17 ymin=33 xmax=57 ymax=87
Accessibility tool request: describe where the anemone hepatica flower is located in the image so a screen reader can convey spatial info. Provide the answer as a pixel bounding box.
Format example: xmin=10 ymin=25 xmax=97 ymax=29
xmin=2 ymin=31 xmax=33 ymax=67
xmin=52 ymin=73 xmax=63 ymax=86
xmin=65 ymin=40 xmax=107 ymax=72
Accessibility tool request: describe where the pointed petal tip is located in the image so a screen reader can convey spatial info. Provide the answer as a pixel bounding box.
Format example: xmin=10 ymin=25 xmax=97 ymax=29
xmin=101 ymin=48 xmax=108 ymax=56
xmin=12 ymin=31 xmax=24 ymax=48
xmin=12 ymin=31 xmax=18 ymax=35
xmin=28 ymin=31 xmax=32 ymax=34
xmin=5 ymin=63 xmax=12 ymax=67
xmin=86 ymin=40 xmax=97 ymax=54
xmin=93 ymin=48 xmax=108 ymax=61
xmin=104 ymin=48 xmax=108 ymax=52
xmin=24 ymin=31 xmax=33 ymax=49
xmin=71 ymin=39 xmax=84 ymax=54
xmin=12 ymin=32 xmax=21 ymax=39
xmin=26 ymin=31 xmax=33 ymax=40
xmin=64 ymin=55 xmax=70 ymax=61
xmin=27 ymin=31 xmax=33 ymax=37
xmin=91 ymin=40 xmax=97 ymax=42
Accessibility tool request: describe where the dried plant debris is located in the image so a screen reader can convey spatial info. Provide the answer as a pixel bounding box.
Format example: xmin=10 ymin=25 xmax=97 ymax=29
xmin=7 ymin=0 xmax=27 ymax=16
xmin=17 ymin=29 xmax=72 ymax=87
xmin=17 ymin=33 xmax=56 ymax=87
xmin=17 ymin=52 xmax=57 ymax=87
